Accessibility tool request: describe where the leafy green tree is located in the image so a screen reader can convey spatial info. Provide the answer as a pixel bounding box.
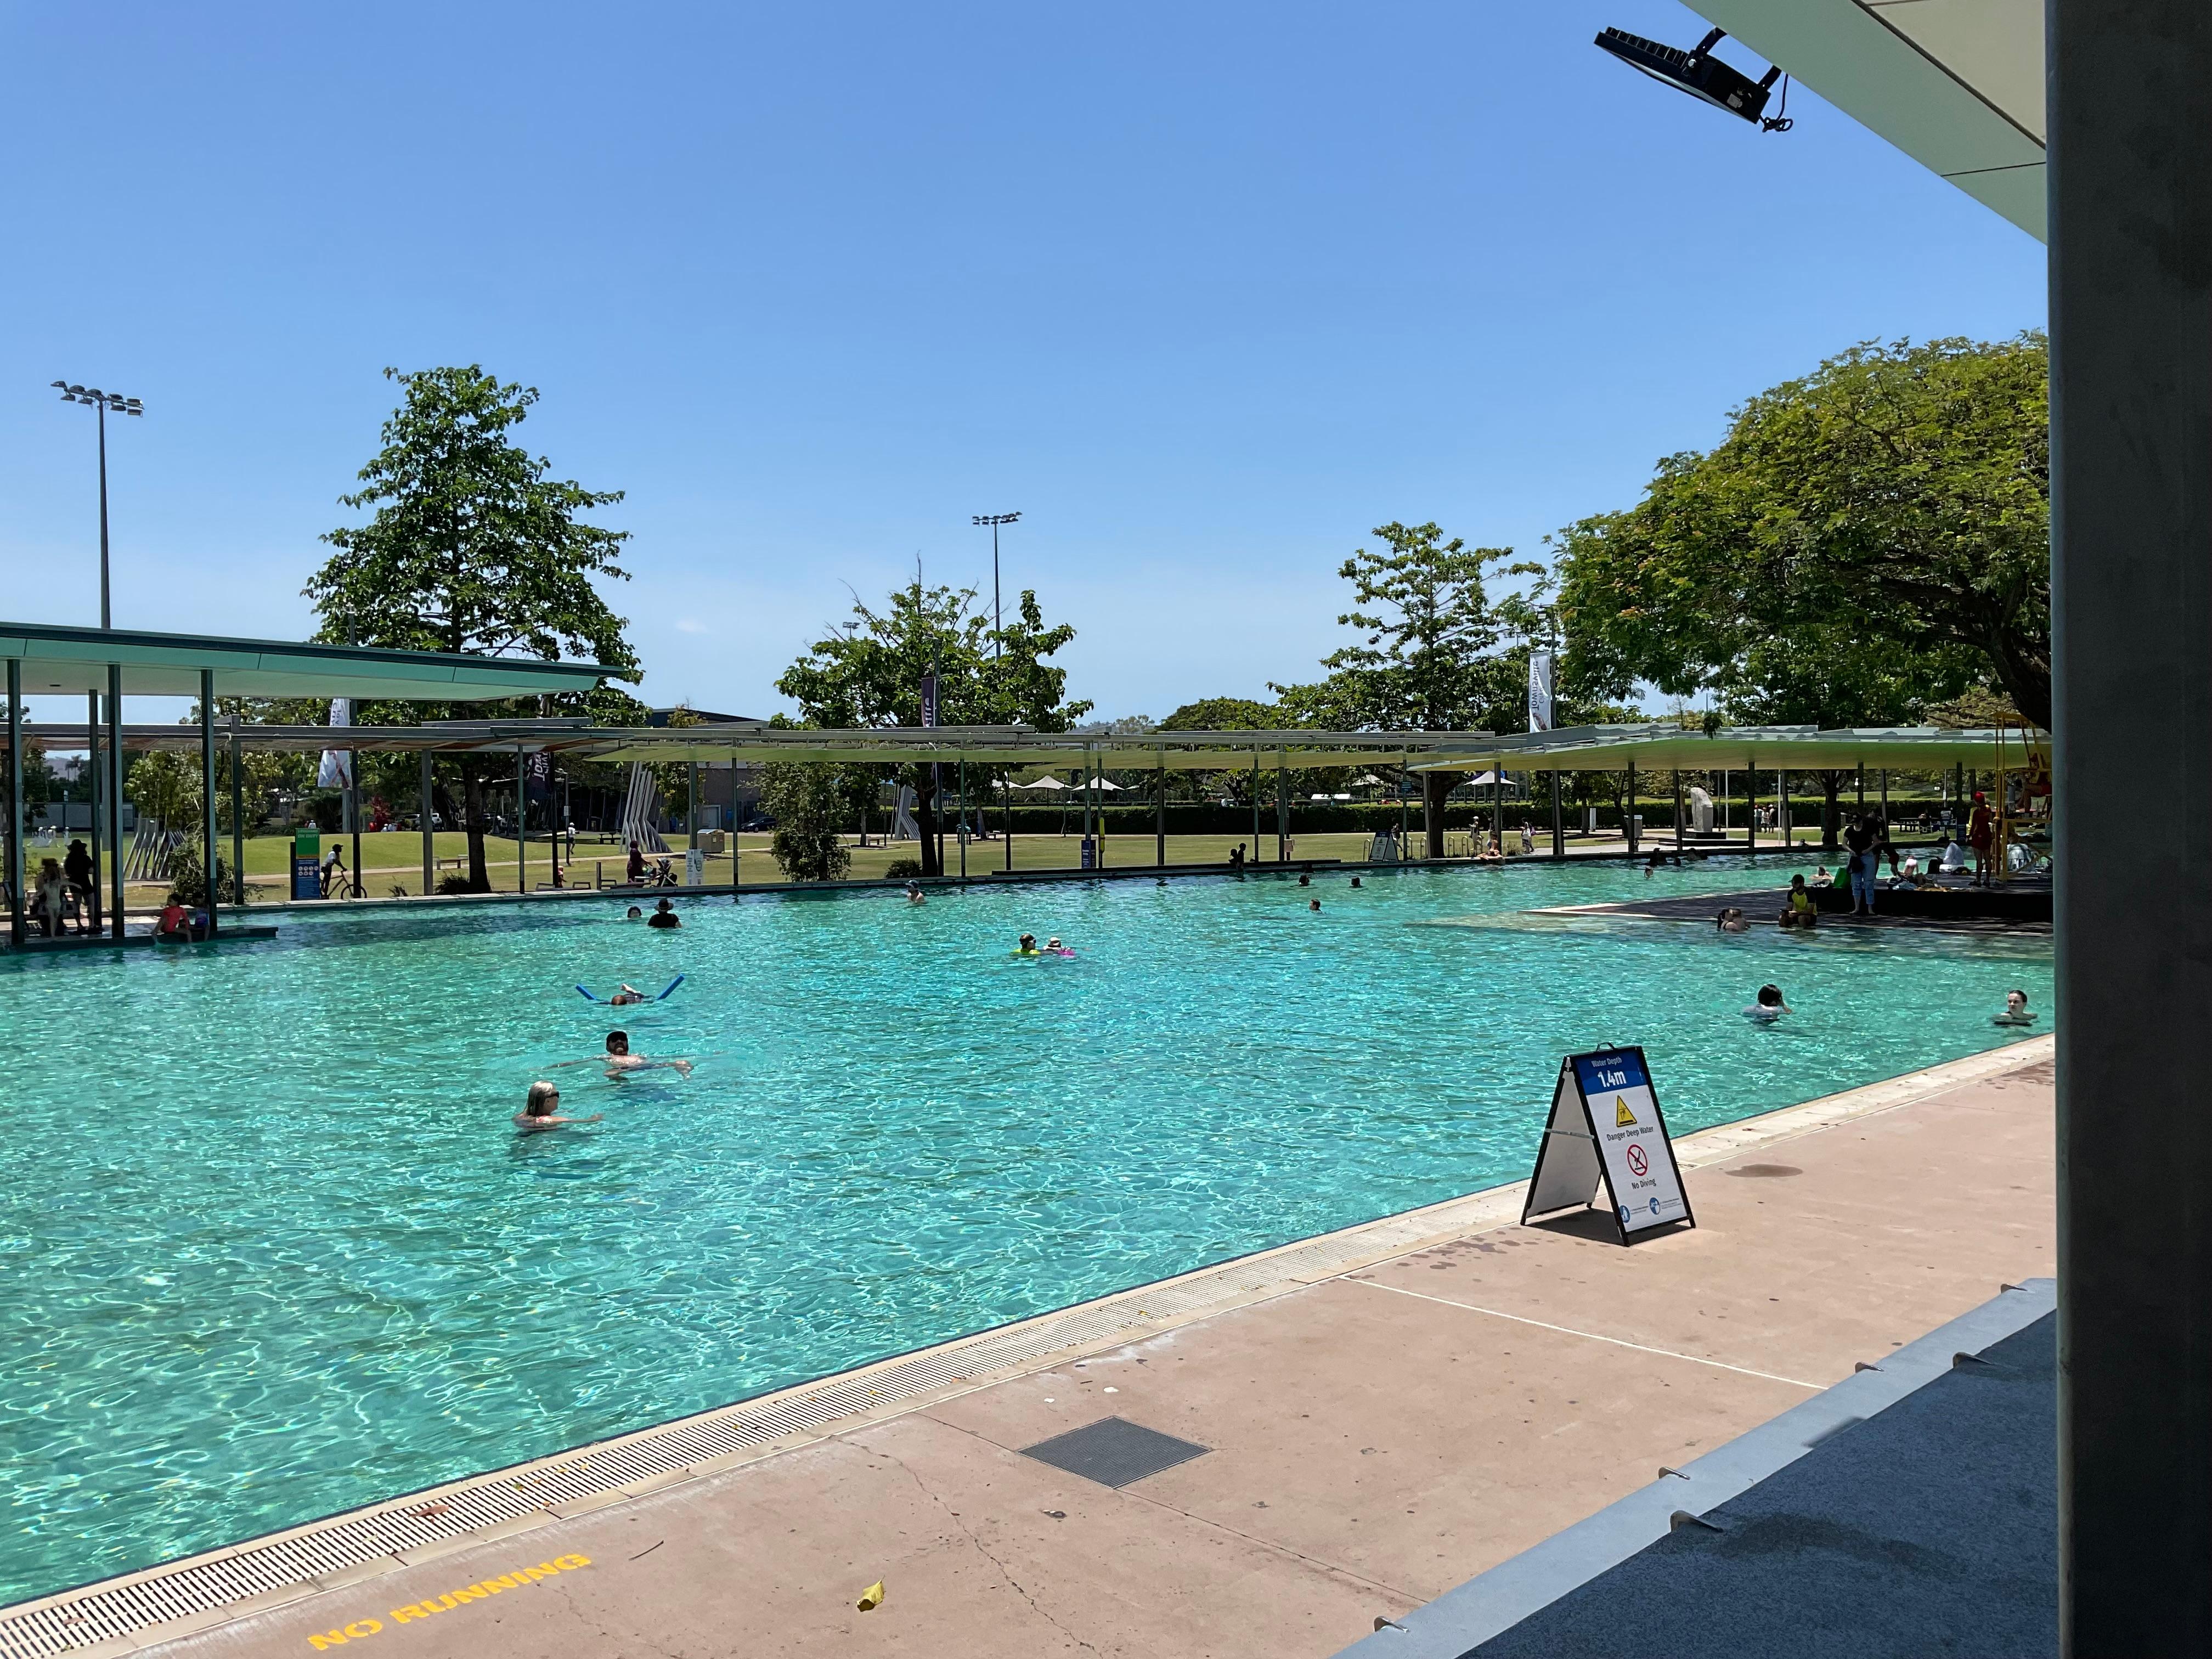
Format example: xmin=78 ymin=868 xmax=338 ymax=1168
xmin=1158 ymin=697 xmax=1278 ymax=731
xmin=1271 ymin=522 xmax=1552 ymax=855
xmin=775 ymin=579 xmax=1090 ymax=875
xmin=303 ymin=366 xmax=642 ymax=889
xmin=1557 ymin=334 xmax=2049 ymax=730
xmin=758 ymin=761 xmax=855 ymax=882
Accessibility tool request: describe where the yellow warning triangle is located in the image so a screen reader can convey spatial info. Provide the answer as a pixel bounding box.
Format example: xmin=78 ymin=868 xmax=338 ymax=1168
xmin=1615 ymin=1098 xmax=1637 ymax=1127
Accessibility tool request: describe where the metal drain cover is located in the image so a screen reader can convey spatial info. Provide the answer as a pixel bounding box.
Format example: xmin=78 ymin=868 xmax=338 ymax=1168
xmin=1018 ymin=1416 xmax=1211 ymax=1487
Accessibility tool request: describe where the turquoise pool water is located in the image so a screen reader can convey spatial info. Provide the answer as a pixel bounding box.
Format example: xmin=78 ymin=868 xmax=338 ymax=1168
xmin=0 ymin=859 xmax=2051 ymax=1603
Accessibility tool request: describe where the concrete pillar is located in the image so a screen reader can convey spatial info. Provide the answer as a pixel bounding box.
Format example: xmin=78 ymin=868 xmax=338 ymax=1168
xmin=2052 ymin=1 xmax=2212 ymax=1647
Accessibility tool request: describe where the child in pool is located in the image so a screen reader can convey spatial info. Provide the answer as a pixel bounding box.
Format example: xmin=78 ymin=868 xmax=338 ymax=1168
xmin=1743 ymin=984 xmax=1791 ymax=1023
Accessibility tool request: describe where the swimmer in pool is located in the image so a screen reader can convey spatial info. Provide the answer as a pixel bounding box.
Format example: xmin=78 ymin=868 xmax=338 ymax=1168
xmin=1350 ymin=877 xmax=1362 ymax=889
xmin=1716 ymin=907 xmax=1750 ymax=934
xmin=905 ymin=881 xmax=926 ymax=904
xmin=514 ymin=1081 xmax=602 ymax=1132
xmin=1045 ymin=936 xmax=1074 ymax=956
xmin=554 ymin=1030 xmax=695 ymax=1079
xmin=625 ymin=905 xmax=644 ymax=921
xmin=1994 ymin=989 xmax=2038 ymax=1026
xmin=1014 ymin=933 xmax=1042 ymax=957
xmin=1742 ymin=984 xmax=1791 ymax=1023
xmin=605 ymin=983 xmax=648 ymax=1007
xmin=1308 ymin=898 xmax=1321 ymax=911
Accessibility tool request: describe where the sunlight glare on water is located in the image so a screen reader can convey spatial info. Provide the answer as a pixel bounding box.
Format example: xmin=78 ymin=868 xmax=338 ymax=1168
xmin=0 ymin=859 xmax=2051 ymax=1601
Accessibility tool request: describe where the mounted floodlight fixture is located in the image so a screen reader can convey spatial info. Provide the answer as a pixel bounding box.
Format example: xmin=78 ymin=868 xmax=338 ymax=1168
xmin=51 ymin=377 xmax=146 ymax=627
xmin=1594 ymin=27 xmax=1792 ymax=132
xmin=972 ymin=511 xmax=1020 ymax=661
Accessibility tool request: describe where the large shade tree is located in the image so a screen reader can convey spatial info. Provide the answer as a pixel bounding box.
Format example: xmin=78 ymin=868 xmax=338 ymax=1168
xmin=304 ymin=366 xmax=642 ymax=890
xmin=1557 ymin=334 xmax=2049 ymax=735
xmin=775 ymin=578 xmax=1089 ymax=875
xmin=1270 ymin=522 xmax=1571 ymax=855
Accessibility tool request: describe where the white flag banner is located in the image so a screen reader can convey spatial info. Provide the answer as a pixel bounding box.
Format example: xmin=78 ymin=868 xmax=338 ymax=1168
xmin=317 ymin=697 xmax=353 ymax=789
xmin=1527 ymin=651 xmax=1556 ymax=733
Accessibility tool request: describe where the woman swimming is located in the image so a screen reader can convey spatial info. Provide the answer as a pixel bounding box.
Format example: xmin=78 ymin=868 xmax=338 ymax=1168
xmin=1742 ymin=984 xmax=1791 ymax=1023
xmin=1994 ymin=989 xmax=2038 ymax=1026
xmin=515 ymin=1081 xmax=603 ymax=1132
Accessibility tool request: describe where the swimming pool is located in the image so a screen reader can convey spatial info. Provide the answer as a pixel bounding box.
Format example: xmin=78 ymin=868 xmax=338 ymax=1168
xmin=0 ymin=859 xmax=2051 ymax=1604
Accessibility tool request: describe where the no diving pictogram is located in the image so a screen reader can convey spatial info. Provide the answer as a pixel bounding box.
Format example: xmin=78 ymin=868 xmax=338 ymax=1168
xmin=1625 ymin=1144 xmax=1650 ymax=1177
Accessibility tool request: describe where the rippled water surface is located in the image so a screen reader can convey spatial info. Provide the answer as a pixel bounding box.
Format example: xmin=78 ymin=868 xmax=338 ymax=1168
xmin=0 ymin=859 xmax=2051 ymax=1600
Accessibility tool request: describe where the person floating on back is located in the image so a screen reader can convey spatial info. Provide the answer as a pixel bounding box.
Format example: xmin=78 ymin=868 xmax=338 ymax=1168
xmin=1994 ymin=989 xmax=2038 ymax=1027
xmin=1743 ymin=984 xmax=1791 ymax=1023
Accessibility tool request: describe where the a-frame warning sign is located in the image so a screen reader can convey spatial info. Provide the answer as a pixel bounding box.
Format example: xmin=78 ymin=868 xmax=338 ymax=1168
xmin=1522 ymin=1046 xmax=1695 ymax=1244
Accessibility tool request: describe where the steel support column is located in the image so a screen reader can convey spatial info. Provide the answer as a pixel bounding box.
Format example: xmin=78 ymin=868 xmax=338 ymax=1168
xmin=1156 ymin=757 xmax=1166 ymax=867
xmin=1626 ymin=760 xmax=1638 ymax=855
xmin=2053 ymin=0 xmax=2212 ymax=1646
xmin=5 ymin=659 xmax=21 ymax=945
xmin=106 ymin=666 xmax=123 ymax=936
xmin=199 ymin=671 xmax=217 ymax=936
xmin=229 ymin=725 xmax=244 ymax=909
xmin=420 ymin=752 xmax=434 ymax=898
xmin=1549 ymin=767 xmax=1563 ymax=858
xmin=86 ymin=691 xmax=101 ymax=933
xmin=516 ymin=749 xmax=528 ymax=894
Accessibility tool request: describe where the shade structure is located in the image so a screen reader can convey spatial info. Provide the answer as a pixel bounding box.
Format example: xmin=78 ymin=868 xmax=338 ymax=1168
xmin=0 ymin=620 xmax=613 ymax=702
xmin=1409 ymin=724 xmax=2048 ymax=774
xmin=1686 ymin=0 xmax=2045 ymax=240
xmin=57 ymin=722 xmax=1500 ymax=770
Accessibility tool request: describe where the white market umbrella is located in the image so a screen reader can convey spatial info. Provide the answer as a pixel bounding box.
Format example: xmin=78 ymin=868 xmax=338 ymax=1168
xmin=1011 ymin=776 xmax=1071 ymax=790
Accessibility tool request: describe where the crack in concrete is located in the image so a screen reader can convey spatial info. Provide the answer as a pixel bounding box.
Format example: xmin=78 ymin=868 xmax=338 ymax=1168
xmin=872 ymin=1447 xmax=1101 ymax=1654
xmin=548 ymin=1573 xmax=691 ymax=1659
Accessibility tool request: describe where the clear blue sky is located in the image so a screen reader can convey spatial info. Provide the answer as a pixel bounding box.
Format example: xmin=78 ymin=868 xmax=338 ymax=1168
xmin=2 ymin=0 xmax=2045 ymax=727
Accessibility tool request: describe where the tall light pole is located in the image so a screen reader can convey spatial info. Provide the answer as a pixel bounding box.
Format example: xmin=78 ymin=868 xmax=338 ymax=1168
xmin=972 ymin=512 xmax=1020 ymax=662
xmin=51 ymin=382 xmax=143 ymax=629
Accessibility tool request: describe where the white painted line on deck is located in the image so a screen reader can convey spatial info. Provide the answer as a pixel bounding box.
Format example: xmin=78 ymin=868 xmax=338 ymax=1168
xmin=1348 ymin=1279 xmax=1826 ymax=1390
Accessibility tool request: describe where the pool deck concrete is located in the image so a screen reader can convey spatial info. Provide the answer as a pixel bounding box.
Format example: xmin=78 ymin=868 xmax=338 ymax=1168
xmin=117 ymin=1037 xmax=2054 ymax=1659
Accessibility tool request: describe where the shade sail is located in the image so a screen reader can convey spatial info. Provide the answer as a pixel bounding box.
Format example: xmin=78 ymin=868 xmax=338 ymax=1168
xmin=1 ymin=620 xmax=613 ymax=702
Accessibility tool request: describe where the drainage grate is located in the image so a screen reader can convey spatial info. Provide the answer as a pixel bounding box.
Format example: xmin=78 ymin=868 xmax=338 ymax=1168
xmin=0 ymin=1229 xmax=1386 ymax=1658
xmin=1019 ymin=1417 xmax=1212 ymax=1488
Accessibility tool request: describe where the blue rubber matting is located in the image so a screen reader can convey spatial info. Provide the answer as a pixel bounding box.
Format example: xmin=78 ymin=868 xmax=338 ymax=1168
xmin=1464 ymin=1312 xmax=2056 ymax=1659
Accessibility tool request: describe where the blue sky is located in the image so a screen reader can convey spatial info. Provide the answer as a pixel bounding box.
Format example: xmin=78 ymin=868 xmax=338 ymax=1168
xmin=2 ymin=1 xmax=2045 ymax=726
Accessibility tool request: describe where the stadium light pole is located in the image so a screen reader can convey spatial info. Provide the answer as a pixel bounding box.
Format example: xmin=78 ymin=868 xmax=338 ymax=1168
xmin=972 ymin=512 xmax=1020 ymax=662
xmin=51 ymin=382 xmax=143 ymax=629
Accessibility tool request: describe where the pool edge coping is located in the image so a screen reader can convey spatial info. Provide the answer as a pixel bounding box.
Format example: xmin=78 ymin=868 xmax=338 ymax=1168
xmin=1 ymin=1034 xmax=2056 ymax=1659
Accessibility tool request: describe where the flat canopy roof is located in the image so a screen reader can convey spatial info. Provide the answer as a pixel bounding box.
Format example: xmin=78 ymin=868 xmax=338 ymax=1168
xmin=1689 ymin=0 xmax=2044 ymax=240
xmin=1 ymin=620 xmax=613 ymax=702
xmin=73 ymin=722 xmax=1504 ymax=769
xmin=38 ymin=719 xmax=2045 ymax=773
xmin=1412 ymin=723 xmax=2047 ymax=772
